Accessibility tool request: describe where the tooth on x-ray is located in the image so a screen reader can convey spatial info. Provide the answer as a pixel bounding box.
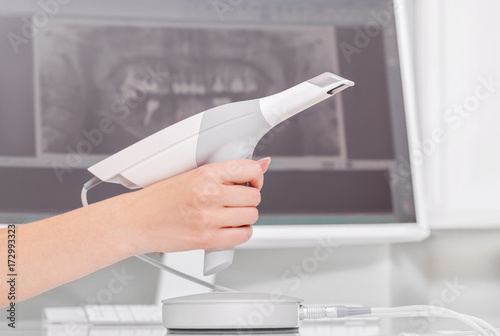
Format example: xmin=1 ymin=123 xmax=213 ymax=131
xmin=172 ymin=81 xmax=184 ymax=95
xmin=213 ymin=76 xmax=226 ymax=93
xmin=144 ymin=99 xmax=160 ymax=126
xmin=230 ymin=76 xmax=245 ymax=93
xmin=190 ymin=82 xmax=201 ymax=95
xmin=186 ymin=82 xmax=195 ymax=95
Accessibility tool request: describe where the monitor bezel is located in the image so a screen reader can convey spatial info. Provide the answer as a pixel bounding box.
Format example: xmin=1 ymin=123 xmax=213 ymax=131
xmin=241 ymin=0 xmax=429 ymax=249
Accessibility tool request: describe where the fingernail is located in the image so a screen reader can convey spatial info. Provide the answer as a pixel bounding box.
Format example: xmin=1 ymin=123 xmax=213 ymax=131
xmin=257 ymin=157 xmax=271 ymax=173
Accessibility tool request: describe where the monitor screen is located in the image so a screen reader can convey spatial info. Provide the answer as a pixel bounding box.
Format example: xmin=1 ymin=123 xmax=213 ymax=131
xmin=0 ymin=0 xmax=417 ymax=231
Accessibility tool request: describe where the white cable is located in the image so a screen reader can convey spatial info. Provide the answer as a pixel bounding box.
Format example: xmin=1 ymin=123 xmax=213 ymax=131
xmin=371 ymin=307 xmax=492 ymax=336
xmin=81 ymin=187 xmax=88 ymax=207
xmin=463 ymin=314 xmax=500 ymax=336
xmin=401 ymin=329 xmax=500 ymax=336
xmin=372 ymin=312 xmax=487 ymax=336
xmin=135 ymin=254 xmax=234 ymax=292
xmin=379 ymin=306 xmax=499 ymax=336
xmin=301 ymin=304 xmax=498 ymax=336
xmin=81 ymin=177 xmax=101 ymax=206
xmin=81 ymin=178 xmax=235 ymax=293
xmin=373 ymin=305 xmax=489 ymax=336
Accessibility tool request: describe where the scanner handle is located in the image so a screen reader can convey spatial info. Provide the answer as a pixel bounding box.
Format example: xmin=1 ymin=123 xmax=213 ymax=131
xmin=202 ymin=147 xmax=255 ymax=276
xmin=203 ymin=248 xmax=235 ymax=276
xmin=203 ymin=182 xmax=250 ymax=276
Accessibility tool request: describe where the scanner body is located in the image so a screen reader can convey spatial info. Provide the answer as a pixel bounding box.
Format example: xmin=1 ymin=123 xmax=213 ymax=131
xmin=88 ymin=72 xmax=354 ymax=275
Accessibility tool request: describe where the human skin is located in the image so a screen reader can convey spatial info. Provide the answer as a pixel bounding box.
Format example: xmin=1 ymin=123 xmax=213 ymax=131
xmin=0 ymin=158 xmax=270 ymax=306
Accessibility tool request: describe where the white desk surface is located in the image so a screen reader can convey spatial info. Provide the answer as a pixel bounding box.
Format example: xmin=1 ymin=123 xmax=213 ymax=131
xmin=4 ymin=319 xmax=388 ymax=336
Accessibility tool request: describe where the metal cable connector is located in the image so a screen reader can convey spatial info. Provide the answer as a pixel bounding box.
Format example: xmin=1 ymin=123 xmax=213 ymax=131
xmin=300 ymin=305 xmax=371 ymax=320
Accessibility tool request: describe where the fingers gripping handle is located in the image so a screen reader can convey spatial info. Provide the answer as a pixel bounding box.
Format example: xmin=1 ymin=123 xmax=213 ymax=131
xmin=203 ymin=182 xmax=248 ymax=275
xmin=203 ymin=248 xmax=235 ymax=276
xmin=200 ymin=141 xmax=257 ymax=275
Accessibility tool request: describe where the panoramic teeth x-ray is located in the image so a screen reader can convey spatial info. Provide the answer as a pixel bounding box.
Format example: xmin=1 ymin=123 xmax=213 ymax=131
xmin=36 ymin=22 xmax=345 ymax=158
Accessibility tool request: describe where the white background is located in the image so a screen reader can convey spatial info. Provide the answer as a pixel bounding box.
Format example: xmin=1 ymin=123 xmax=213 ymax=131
xmin=414 ymin=0 xmax=500 ymax=228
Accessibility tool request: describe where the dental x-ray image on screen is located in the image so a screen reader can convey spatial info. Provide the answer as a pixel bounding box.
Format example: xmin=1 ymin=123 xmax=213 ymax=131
xmin=1 ymin=0 xmax=420 ymax=243
xmin=35 ymin=20 xmax=346 ymax=159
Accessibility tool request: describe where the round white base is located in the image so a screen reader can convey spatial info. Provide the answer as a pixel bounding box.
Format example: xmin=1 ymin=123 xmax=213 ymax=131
xmin=162 ymin=292 xmax=302 ymax=331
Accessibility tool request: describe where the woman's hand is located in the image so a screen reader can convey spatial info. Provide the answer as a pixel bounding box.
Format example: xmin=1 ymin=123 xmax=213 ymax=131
xmin=119 ymin=158 xmax=271 ymax=254
xmin=0 ymin=158 xmax=270 ymax=305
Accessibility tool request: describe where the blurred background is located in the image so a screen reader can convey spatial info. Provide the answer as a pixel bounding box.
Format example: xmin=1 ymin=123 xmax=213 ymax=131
xmin=1 ymin=0 xmax=500 ymax=334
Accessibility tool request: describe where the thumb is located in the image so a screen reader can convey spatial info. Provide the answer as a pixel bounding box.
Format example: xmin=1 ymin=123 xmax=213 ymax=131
xmin=257 ymin=157 xmax=271 ymax=173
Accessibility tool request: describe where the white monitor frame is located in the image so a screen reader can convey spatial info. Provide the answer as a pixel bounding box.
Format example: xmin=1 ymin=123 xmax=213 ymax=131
xmin=241 ymin=0 xmax=429 ymax=249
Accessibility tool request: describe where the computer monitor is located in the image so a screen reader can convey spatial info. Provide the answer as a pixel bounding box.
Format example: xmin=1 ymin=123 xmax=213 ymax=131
xmin=0 ymin=0 xmax=427 ymax=322
xmin=0 ymin=0 xmax=427 ymax=247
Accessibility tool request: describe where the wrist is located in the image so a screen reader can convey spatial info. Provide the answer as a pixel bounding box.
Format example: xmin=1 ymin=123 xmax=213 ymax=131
xmin=99 ymin=192 xmax=145 ymax=257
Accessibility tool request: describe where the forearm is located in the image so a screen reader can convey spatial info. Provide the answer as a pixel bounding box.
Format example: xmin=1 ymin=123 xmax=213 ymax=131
xmin=0 ymin=193 xmax=139 ymax=306
xmin=0 ymin=159 xmax=268 ymax=306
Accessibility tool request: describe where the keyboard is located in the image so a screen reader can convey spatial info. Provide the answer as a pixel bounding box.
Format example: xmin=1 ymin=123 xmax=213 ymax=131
xmin=43 ymin=305 xmax=163 ymax=325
